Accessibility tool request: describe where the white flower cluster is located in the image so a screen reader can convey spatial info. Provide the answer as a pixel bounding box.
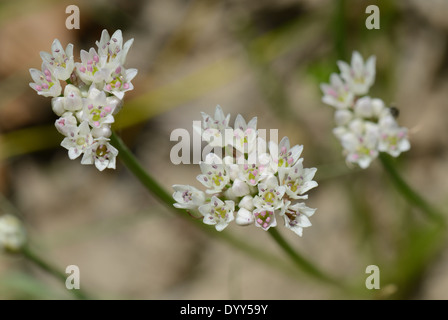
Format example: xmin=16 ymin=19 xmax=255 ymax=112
xmin=321 ymin=51 xmax=410 ymax=169
xmin=0 ymin=214 xmax=26 ymax=253
xmin=29 ymin=30 xmax=137 ymax=171
xmin=173 ymin=106 xmax=318 ymax=236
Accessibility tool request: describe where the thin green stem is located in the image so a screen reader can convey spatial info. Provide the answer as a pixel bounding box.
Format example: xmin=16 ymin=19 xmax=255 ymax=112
xmin=379 ymin=153 xmax=446 ymax=225
xmin=21 ymin=246 xmax=91 ymax=300
xmin=267 ymin=228 xmax=346 ymax=289
xmin=110 ymin=132 xmax=174 ymax=206
xmin=333 ymin=0 xmax=346 ymax=60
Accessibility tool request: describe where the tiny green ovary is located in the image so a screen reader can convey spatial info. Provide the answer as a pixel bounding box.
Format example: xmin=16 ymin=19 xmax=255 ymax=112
xmin=212 ymin=175 xmax=224 ymax=187
xmin=387 ymin=136 xmax=398 ymax=146
xmin=357 ymin=146 xmax=371 ymax=155
xmin=264 ymin=192 xmax=275 ymax=204
xmin=91 ymin=108 xmax=101 ymax=121
xmin=215 ymin=207 xmax=227 ymax=219
xmin=76 ymin=137 xmax=86 ymax=146
xmin=287 ymin=181 xmax=298 ymax=193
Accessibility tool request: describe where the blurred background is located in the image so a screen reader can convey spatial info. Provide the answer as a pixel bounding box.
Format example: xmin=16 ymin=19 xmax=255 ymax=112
xmin=1 ymin=0 xmax=448 ymax=299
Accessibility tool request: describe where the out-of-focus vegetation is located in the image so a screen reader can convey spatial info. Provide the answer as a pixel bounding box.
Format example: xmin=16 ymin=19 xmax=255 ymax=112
xmin=1 ymin=0 xmax=448 ymax=299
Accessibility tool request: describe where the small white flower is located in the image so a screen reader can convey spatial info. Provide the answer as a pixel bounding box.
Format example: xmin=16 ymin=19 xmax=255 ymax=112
xmin=278 ymin=159 xmax=318 ymax=199
xmin=75 ymin=48 xmax=109 ymax=85
xmin=378 ymin=115 xmax=410 ymax=157
xmin=280 ymin=202 xmax=315 ymax=237
xmin=238 ymin=159 xmax=269 ymax=187
xmin=29 ymin=62 xmax=62 ymax=97
xmin=197 ymin=153 xmax=230 ymax=194
xmin=320 ymin=73 xmax=354 ymax=109
xmin=202 ymin=105 xmax=231 ymax=131
xmin=337 ymin=51 xmax=376 ymax=95
xmin=104 ymin=65 xmax=137 ymax=99
xmin=81 ymin=138 xmax=118 ymax=171
xmin=195 ymin=105 xmax=231 ymax=147
xmin=235 ymin=208 xmax=254 ymax=226
xmin=55 ymin=112 xmax=78 ymax=137
xmin=198 ymin=196 xmax=235 ymax=231
xmin=96 ymin=29 xmax=134 ymax=66
xmin=82 ymin=87 xmax=116 ymax=129
xmin=232 ymin=114 xmax=258 ymax=154
xmin=269 ymin=136 xmax=303 ymax=169
xmin=339 ymin=119 xmax=379 ymax=169
xmin=0 ymin=214 xmax=26 ymax=252
xmin=40 ymin=39 xmax=75 ymax=81
xmin=253 ymin=207 xmax=277 ymax=231
xmin=173 ymin=185 xmax=206 ymax=210
xmin=61 ymin=121 xmax=94 ymax=160
xmin=254 ymin=175 xmax=286 ymax=210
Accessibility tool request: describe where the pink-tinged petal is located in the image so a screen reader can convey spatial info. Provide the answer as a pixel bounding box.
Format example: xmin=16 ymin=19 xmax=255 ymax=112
xmin=51 ymin=39 xmax=64 ymax=56
xmin=234 ymin=114 xmax=246 ymax=130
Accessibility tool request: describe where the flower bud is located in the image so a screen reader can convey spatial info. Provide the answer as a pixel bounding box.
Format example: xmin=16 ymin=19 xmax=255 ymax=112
xmin=51 ymin=97 xmax=65 ymax=116
xmin=91 ymin=125 xmax=112 ymax=138
xmin=235 ymin=208 xmax=254 ymax=226
xmin=238 ymin=195 xmax=254 ymax=211
xmin=231 ymin=178 xmax=249 ymax=197
xmin=0 ymin=214 xmax=26 ymax=253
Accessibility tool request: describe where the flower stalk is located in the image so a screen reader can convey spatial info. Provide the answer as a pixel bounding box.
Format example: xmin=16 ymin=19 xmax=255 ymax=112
xmin=267 ymin=228 xmax=345 ymax=289
xmin=21 ymin=246 xmax=91 ymax=300
xmin=379 ymin=153 xmax=445 ymax=225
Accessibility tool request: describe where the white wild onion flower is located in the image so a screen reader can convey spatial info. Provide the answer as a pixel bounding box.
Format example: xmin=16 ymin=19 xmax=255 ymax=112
xmin=321 ymin=51 xmax=410 ymax=168
xmin=172 ymin=105 xmax=318 ymax=236
xmin=29 ymin=30 xmax=137 ymax=171
xmin=0 ymin=214 xmax=26 ymax=253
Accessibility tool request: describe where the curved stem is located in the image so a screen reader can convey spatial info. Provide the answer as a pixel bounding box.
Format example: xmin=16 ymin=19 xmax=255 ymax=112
xmin=379 ymin=153 xmax=446 ymax=226
xmin=22 ymin=246 xmax=91 ymax=300
xmin=267 ymin=228 xmax=346 ymax=289
xmin=110 ymin=133 xmax=174 ymax=206
xmin=111 ymin=132 xmax=348 ymax=289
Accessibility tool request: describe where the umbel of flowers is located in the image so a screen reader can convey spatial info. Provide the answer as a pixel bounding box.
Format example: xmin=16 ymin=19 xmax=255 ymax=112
xmin=321 ymin=51 xmax=410 ymax=169
xmin=172 ymin=106 xmax=318 ymax=236
xmin=29 ymin=30 xmax=137 ymax=171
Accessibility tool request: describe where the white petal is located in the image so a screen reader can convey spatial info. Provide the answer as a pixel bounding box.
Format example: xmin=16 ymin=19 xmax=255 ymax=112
xmin=231 ymin=178 xmax=250 ymax=197
xmin=95 ymin=159 xmax=108 ymax=171
xmin=297 ymin=214 xmax=312 ymax=228
xmin=234 ymin=114 xmax=246 ymax=130
xmin=235 ymin=208 xmax=254 ymax=226
xmin=215 ymin=221 xmax=229 ymax=232
xmin=239 ymin=195 xmax=254 ymax=211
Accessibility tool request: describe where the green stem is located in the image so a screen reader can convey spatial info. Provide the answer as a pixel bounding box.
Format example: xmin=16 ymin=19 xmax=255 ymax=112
xmin=267 ymin=228 xmax=345 ymax=289
xmin=379 ymin=153 xmax=445 ymax=225
xmin=21 ymin=246 xmax=91 ymax=300
xmin=333 ymin=0 xmax=346 ymax=60
xmin=110 ymin=132 xmax=174 ymax=206
xmin=111 ymin=132 xmax=348 ymax=289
